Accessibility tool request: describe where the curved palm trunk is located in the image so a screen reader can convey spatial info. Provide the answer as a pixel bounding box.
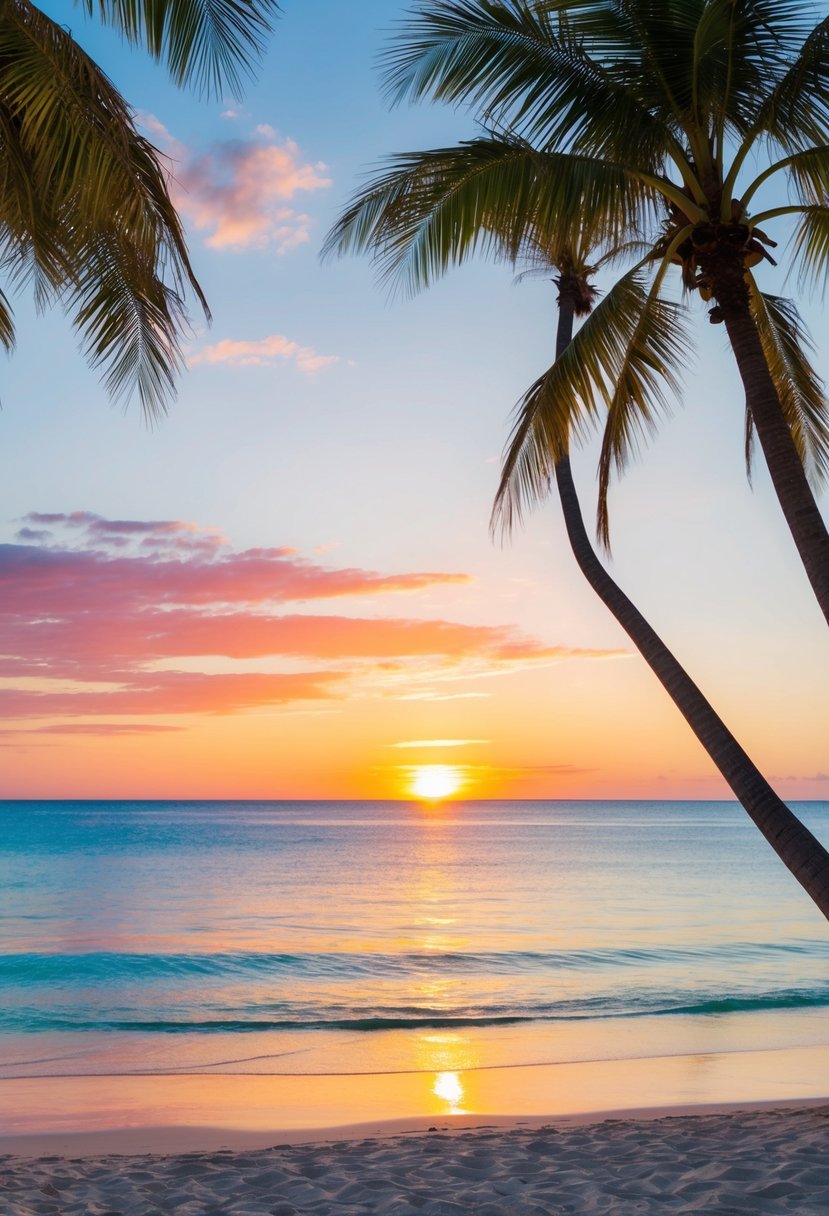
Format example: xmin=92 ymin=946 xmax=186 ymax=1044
xmin=712 ymin=258 xmax=829 ymax=626
xmin=553 ymin=290 xmax=829 ymax=920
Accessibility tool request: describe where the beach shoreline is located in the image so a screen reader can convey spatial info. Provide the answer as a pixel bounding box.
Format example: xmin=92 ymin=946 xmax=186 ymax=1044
xmin=3 ymin=1103 xmax=829 ymax=1215
xmin=5 ymin=1039 xmax=829 ymax=1145
xmin=1 ymin=1094 xmax=829 ymax=1158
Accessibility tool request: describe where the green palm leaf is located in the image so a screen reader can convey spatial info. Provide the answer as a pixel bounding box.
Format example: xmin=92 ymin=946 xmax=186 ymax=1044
xmin=772 ymin=145 xmax=829 ymax=209
xmin=0 ymin=285 xmax=15 ymax=352
xmin=749 ymin=14 xmax=829 ymax=151
xmin=492 ymin=265 xmax=689 ymax=538
xmin=77 ymin=0 xmax=279 ymax=97
xmin=383 ymin=1 xmax=668 ymax=163
xmin=748 ymin=286 xmax=829 ymax=488
xmin=0 ymin=6 xmax=137 ymax=253
xmin=323 ymin=134 xmax=654 ymax=294
xmin=69 ymin=228 xmax=187 ymax=420
xmin=595 ymin=271 xmax=690 ymax=547
xmin=0 ymin=2 xmax=208 ymax=413
xmin=791 ymin=204 xmax=829 ymax=293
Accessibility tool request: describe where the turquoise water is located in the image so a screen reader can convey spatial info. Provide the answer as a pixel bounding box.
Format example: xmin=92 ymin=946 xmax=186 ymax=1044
xmin=1 ymin=800 xmax=828 ymax=1078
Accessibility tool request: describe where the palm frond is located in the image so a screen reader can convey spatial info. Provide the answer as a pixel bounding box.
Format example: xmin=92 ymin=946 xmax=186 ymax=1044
xmin=69 ymin=228 xmax=187 ymax=421
xmin=564 ymin=0 xmax=702 ymax=121
xmin=76 ymin=0 xmax=279 ymax=98
xmin=383 ymin=0 xmax=669 ymax=163
xmin=740 ymin=144 xmax=829 ymax=215
xmin=595 ymin=267 xmax=691 ymax=547
xmin=323 ymin=134 xmax=655 ymax=294
xmin=748 ymin=285 xmax=829 ymax=488
xmin=492 ymin=263 xmax=688 ymax=537
xmin=0 ymin=5 xmax=137 ymax=247
xmin=786 ymin=145 xmax=829 ymax=207
xmin=0 ymin=2 xmax=209 ymax=411
xmin=749 ymin=14 xmax=829 ymax=151
xmin=790 ymin=205 xmax=829 ymax=294
xmin=0 ymin=285 xmax=15 ymax=352
xmin=706 ymin=0 xmax=817 ymax=137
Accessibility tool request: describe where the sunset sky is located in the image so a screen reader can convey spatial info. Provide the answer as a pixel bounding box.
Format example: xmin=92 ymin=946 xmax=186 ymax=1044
xmin=1 ymin=0 xmax=827 ymax=801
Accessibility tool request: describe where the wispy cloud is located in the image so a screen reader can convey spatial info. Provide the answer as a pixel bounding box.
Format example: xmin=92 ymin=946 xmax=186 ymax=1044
xmin=0 ymin=723 xmax=183 ymax=737
xmin=144 ymin=115 xmax=331 ymax=253
xmin=0 ymin=513 xmax=620 ymax=727
xmin=387 ymin=739 xmax=489 ymax=749
xmin=396 ymin=691 xmax=491 ymax=702
xmin=188 ymin=335 xmax=338 ymax=373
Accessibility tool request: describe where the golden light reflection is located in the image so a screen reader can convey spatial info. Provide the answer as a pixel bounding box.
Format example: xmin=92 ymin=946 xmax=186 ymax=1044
xmin=433 ymin=1070 xmax=465 ymax=1113
xmin=410 ymin=765 xmax=463 ymax=801
xmin=416 ymin=1033 xmax=477 ymax=1116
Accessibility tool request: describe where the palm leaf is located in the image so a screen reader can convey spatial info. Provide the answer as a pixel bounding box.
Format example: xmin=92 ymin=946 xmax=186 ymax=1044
xmin=790 ymin=204 xmax=829 ymax=293
xmin=749 ymin=144 xmax=829 ymax=210
xmin=748 ymin=286 xmax=829 ymax=488
xmin=383 ymin=0 xmax=669 ymax=164
xmin=0 ymin=2 xmax=208 ymax=411
xmin=562 ymin=0 xmax=702 ymax=117
xmin=0 ymin=285 xmax=15 ymax=352
xmin=69 ymin=227 xmax=187 ymax=421
xmin=1 ymin=5 xmax=141 ymax=220
xmin=323 ymin=133 xmax=655 ymax=294
xmin=749 ymin=14 xmax=829 ymax=152
xmin=594 ymin=272 xmax=691 ymax=547
xmin=707 ymin=0 xmax=816 ymax=136
xmin=76 ymin=0 xmax=279 ymax=97
xmin=492 ymin=264 xmax=689 ymax=538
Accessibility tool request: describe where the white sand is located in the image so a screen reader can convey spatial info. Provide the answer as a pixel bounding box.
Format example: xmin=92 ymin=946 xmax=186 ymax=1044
xmin=3 ymin=1105 xmax=829 ymax=1215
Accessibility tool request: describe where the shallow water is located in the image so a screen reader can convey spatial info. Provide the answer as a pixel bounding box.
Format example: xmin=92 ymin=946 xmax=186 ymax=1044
xmin=1 ymin=799 xmax=828 ymax=1081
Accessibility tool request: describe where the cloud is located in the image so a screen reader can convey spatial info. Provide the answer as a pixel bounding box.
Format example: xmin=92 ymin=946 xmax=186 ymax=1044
xmin=514 ymin=764 xmax=597 ymax=775
xmin=8 ymin=512 xmax=462 ymax=608
xmin=0 ymin=513 xmax=623 ymax=725
xmin=0 ymin=723 xmax=183 ymax=737
xmin=15 ymin=527 xmax=51 ymax=542
xmin=396 ymin=691 xmax=491 ymax=702
xmin=770 ymin=771 xmax=829 ymax=784
xmin=188 ymin=335 xmax=338 ymax=373
xmin=0 ymin=672 xmax=343 ymax=718
xmin=144 ymin=115 xmax=331 ymax=253
xmin=388 ymin=739 xmax=489 ymax=749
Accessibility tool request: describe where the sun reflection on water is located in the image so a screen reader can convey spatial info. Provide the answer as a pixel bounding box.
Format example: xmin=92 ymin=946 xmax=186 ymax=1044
xmin=415 ymin=1032 xmax=477 ymax=1116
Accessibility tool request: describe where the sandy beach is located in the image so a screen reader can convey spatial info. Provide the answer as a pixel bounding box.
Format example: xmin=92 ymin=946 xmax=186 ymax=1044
xmin=3 ymin=1105 xmax=829 ymax=1214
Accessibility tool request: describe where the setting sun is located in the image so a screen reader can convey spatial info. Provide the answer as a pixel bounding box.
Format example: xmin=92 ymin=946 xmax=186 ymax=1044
xmin=410 ymin=766 xmax=463 ymax=801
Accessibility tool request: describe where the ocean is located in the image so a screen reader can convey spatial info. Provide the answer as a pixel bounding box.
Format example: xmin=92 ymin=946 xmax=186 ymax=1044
xmin=2 ymin=799 xmax=829 ymax=1085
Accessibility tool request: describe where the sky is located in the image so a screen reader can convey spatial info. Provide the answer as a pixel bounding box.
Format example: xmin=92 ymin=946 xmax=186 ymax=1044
xmin=0 ymin=0 xmax=827 ymax=801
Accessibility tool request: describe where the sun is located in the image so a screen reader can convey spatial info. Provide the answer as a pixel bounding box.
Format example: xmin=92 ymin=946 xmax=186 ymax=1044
xmin=410 ymin=765 xmax=463 ymax=802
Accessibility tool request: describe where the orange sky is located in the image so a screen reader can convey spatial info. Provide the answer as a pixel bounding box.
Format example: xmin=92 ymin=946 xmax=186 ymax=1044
xmin=1 ymin=505 xmax=826 ymax=802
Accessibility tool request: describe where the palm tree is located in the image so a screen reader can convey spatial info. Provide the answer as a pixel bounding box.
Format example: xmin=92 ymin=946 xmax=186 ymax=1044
xmin=0 ymin=1 xmax=277 ymax=415
xmin=379 ymin=0 xmax=829 ymax=625
xmin=541 ymin=265 xmax=829 ymax=922
xmin=325 ymin=134 xmax=829 ymax=918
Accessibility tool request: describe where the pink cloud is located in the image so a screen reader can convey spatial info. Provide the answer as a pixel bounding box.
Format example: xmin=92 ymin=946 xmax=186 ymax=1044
xmin=0 ymin=545 xmax=459 ymax=614
xmin=144 ymin=116 xmax=331 ymax=252
xmin=0 ymin=672 xmax=343 ymax=718
xmin=0 ymin=609 xmax=580 ymax=682
xmin=188 ymin=335 xmax=338 ymax=373
xmin=0 ymin=513 xmax=623 ymax=723
xmin=0 ymin=723 xmax=184 ymax=737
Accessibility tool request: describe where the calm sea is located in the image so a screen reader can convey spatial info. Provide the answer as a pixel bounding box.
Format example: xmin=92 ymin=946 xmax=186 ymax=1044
xmin=2 ymin=800 xmax=828 ymax=1081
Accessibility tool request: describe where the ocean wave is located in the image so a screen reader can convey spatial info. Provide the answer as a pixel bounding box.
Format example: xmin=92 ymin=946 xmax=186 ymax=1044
xmin=1 ymin=939 xmax=825 ymax=984
xmin=3 ymin=987 xmax=829 ymax=1035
